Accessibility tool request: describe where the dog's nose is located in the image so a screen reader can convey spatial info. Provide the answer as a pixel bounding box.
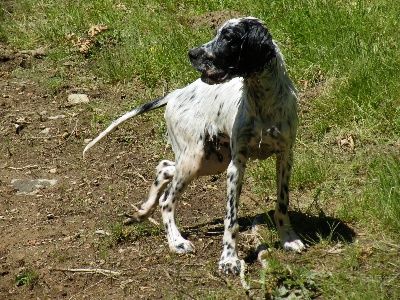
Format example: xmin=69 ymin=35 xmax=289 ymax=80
xmin=188 ymin=49 xmax=198 ymax=60
xmin=188 ymin=47 xmax=203 ymax=61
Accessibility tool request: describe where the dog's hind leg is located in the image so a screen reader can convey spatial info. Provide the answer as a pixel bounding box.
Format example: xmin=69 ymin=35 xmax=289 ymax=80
xmin=274 ymin=150 xmax=305 ymax=252
xmin=131 ymin=160 xmax=175 ymax=222
xmin=160 ymin=160 xmax=199 ymax=254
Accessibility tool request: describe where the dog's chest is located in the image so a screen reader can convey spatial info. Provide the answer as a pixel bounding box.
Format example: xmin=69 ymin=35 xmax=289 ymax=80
xmin=246 ymin=116 xmax=291 ymax=159
xmin=243 ymin=83 xmax=297 ymax=159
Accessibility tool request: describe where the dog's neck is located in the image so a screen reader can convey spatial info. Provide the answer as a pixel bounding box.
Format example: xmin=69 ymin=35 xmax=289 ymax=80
xmin=243 ymin=46 xmax=296 ymax=115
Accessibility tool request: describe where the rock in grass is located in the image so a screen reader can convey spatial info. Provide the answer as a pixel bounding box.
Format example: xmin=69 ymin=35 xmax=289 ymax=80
xmin=67 ymin=93 xmax=89 ymax=106
xmin=11 ymin=179 xmax=58 ymax=195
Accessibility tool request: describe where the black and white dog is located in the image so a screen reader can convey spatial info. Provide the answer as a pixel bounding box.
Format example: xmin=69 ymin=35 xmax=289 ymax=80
xmin=83 ymin=17 xmax=305 ymax=275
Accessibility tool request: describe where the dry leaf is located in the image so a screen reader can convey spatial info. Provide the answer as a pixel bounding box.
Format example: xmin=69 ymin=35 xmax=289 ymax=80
xmin=338 ymin=134 xmax=355 ymax=151
xmin=74 ymin=25 xmax=108 ymax=54
xmin=66 ymin=33 xmax=76 ymax=41
xmin=87 ymin=25 xmax=108 ymax=37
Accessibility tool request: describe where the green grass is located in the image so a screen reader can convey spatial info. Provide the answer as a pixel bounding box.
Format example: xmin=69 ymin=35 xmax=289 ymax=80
xmin=94 ymin=221 xmax=162 ymax=254
xmin=2 ymin=0 xmax=399 ymax=298
xmin=352 ymin=155 xmax=400 ymax=232
xmin=15 ymin=269 xmax=39 ymax=288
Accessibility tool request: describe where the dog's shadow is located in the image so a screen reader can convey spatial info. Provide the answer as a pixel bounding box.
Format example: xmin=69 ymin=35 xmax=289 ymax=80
xmin=185 ymin=210 xmax=356 ymax=251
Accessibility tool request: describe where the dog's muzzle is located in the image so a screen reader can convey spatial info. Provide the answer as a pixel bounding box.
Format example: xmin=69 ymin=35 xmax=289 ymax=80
xmin=188 ymin=48 xmax=231 ymax=84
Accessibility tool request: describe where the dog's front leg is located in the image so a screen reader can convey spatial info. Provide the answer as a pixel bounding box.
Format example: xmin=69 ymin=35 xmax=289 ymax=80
xmin=219 ymin=142 xmax=248 ymax=275
xmin=274 ymin=149 xmax=305 ymax=252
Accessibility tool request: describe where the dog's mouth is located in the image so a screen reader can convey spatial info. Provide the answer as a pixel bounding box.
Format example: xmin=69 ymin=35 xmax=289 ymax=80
xmin=201 ymin=69 xmax=230 ymax=85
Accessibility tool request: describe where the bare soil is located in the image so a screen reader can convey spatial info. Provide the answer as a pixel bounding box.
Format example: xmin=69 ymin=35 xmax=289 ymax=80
xmin=0 ymin=43 xmax=355 ymax=299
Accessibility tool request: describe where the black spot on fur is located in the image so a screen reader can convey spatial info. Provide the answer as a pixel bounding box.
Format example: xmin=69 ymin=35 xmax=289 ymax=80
xmin=228 ymin=173 xmax=234 ymax=182
xmin=137 ymin=96 xmax=167 ymax=114
xmin=279 ymin=202 xmax=287 ymax=214
xmin=162 ymin=189 xmax=170 ymax=202
xmin=284 ymin=184 xmax=289 ymax=195
xmin=278 ymin=219 xmax=284 ymax=226
xmin=217 ymin=103 xmax=224 ymax=117
xmin=229 ymin=217 xmax=236 ymax=228
xmin=176 ymin=243 xmax=186 ymax=250
xmin=229 ymin=196 xmax=234 ymax=208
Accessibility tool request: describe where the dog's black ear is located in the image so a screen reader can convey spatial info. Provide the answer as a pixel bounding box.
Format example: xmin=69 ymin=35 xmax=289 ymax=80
xmin=238 ymin=19 xmax=275 ymax=76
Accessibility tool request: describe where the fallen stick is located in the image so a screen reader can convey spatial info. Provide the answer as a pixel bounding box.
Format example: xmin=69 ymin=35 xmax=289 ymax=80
xmin=53 ymin=268 xmax=121 ymax=276
xmin=7 ymin=164 xmax=39 ymax=170
xmin=134 ymin=171 xmax=148 ymax=182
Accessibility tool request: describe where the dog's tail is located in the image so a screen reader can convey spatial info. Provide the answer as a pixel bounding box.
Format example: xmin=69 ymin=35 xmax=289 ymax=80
xmin=83 ymin=96 xmax=168 ymax=158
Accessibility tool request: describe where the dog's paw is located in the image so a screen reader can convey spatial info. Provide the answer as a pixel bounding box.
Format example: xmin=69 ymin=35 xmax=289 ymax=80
xmin=218 ymin=258 xmax=241 ymax=275
xmin=281 ymin=230 xmax=305 ymax=252
xmin=170 ymin=238 xmax=195 ymax=254
xmin=123 ymin=211 xmax=150 ymax=225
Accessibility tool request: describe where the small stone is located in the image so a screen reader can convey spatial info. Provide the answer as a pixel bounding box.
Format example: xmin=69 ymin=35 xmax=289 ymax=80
xmin=41 ymin=127 xmax=51 ymax=134
xmin=48 ymin=114 xmax=66 ymax=120
xmin=63 ymin=236 xmax=72 ymax=242
xmin=67 ymin=93 xmax=89 ymax=106
xmin=11 ymin=178 xmax=57 ymax=195
xmin=32 ymin=47 xmax=46 ymax=58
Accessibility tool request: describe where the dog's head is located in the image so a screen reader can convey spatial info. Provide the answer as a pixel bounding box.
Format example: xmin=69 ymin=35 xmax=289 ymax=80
xmin=188 ymin=17 xmax=276 ymax=85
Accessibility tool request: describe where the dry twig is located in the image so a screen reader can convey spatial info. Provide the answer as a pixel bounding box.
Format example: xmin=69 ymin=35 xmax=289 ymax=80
xmin=53 ymin=268 xmax=121 ymax=276
xmin=134 ymin=171 xmax=148 ymax=182
xmin=6 ymin=164 xmax=39 ymax=170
